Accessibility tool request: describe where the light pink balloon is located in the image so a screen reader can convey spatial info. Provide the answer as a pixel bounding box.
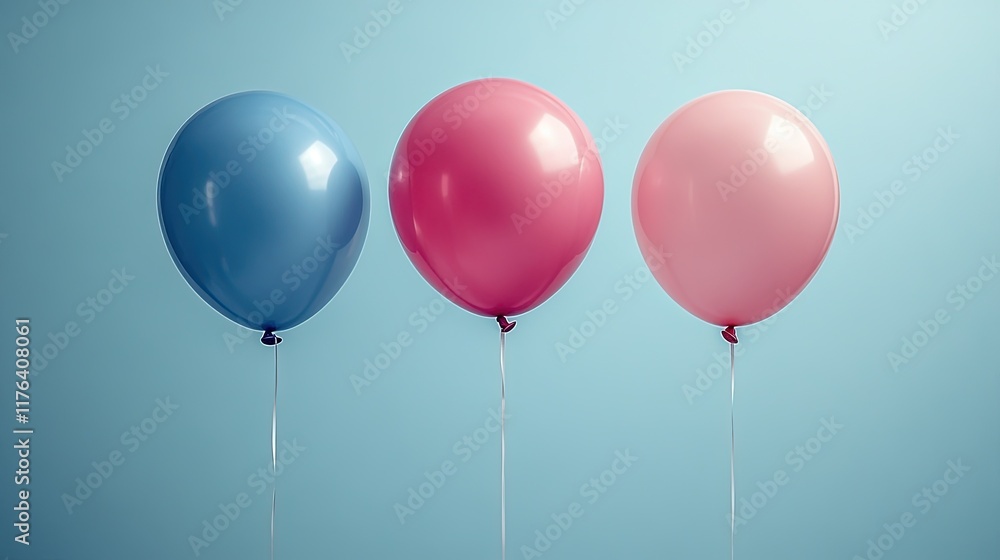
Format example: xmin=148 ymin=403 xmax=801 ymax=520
xmin=632 ymin=90 xmax=839 ymax=328
xmin=389 ymin=78 xmax=604 ymax=319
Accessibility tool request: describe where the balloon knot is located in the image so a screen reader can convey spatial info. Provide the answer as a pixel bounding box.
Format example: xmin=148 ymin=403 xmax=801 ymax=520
xmin=261 ymin=330 xmax=283 ymax=346
xmin=496 ymin=316 xmax=516 ymax=333
xmin=721 ymin=326 xmax=738 ymax=344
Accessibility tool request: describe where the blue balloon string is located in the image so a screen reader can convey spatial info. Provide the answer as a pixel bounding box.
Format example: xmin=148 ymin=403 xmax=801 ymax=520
xmin=271 ymin=343 xmax=278 ymax=560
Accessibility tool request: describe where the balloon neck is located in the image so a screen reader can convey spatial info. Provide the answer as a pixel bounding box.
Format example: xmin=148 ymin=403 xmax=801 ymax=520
xmin=496 ymin=316 xmax=516 ymax=333
xmin=721 ymin=326 xmax=738 ymax=344
xmin=261 ymin=330 xmax=283 ymax=346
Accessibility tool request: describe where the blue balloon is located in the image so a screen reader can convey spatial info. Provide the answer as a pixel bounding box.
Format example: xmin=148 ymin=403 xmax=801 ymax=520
xmin=158 ymin=91 xmax=369 ymax=334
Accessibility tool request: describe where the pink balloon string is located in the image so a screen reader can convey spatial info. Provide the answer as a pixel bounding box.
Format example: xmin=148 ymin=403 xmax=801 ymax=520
xmin=727 ymin=328 xmax=737 ymax=560
xmin=497 ymin=320 xmax=510 ymax=560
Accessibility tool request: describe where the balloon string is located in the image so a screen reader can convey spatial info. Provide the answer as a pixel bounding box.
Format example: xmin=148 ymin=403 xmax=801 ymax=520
xmin=271 ymin=342 xmax=278 ymax=560
xmin=499 ymin=330 xmax=507 ymax=560
xmin=730 ymin=341 xmax=735 ymax=560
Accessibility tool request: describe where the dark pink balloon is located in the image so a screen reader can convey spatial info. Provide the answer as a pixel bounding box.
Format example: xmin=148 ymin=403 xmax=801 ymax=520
xmin=389 ymin=78 xmax=604 ymax=318
xmin=632 ymin=90 xmax=839 ymax=328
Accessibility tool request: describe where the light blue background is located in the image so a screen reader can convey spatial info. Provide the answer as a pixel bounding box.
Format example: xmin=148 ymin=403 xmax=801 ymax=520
xmin=1 ymin=1 xmax=998 ymax=559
